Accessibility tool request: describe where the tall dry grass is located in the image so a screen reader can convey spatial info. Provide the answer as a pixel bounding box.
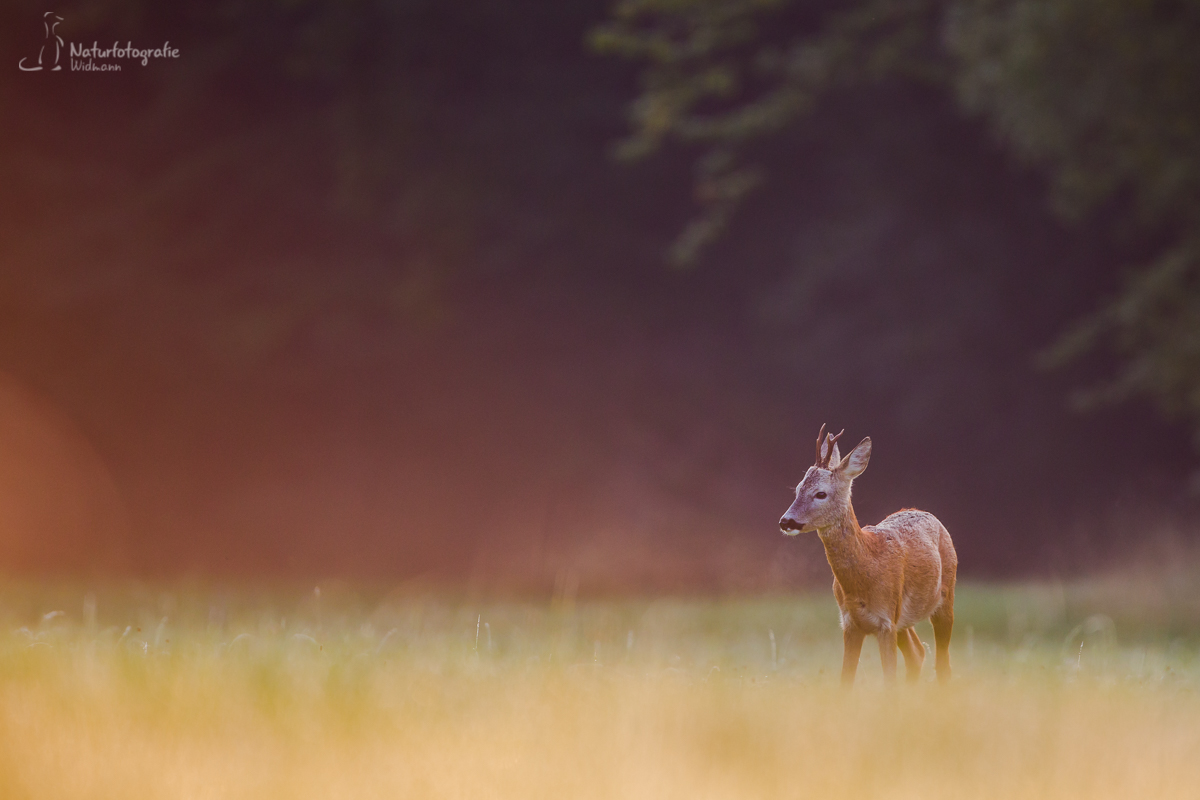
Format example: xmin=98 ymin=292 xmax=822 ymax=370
xmin=0 ymin=578 xmax=1195 ymax=799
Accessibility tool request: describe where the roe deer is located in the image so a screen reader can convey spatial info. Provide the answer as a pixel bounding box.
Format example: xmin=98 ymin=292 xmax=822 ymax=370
xmin=779 ymin=425 xmax=957 ymax=686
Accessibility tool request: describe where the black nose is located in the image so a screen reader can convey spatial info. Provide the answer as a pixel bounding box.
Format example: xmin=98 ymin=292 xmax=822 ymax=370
xmin=779 ymin=517 xmax=802 ymax=532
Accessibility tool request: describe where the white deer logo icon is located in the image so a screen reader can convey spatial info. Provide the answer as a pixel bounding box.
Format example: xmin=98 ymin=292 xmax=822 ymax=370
xmin=19 ymin=12 xmax=65 ymax=72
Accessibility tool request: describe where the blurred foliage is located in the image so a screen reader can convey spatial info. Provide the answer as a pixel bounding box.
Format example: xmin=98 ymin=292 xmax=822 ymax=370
xmin=0 ymin=0 xmax=614 ymax=368
xmin=594 ymin=0 xmax=1200 ymax=438
xmin=2 ymin=0 xmax=1194 ymax=572
xmin=56 ymin=0 xmax=515 ymax=241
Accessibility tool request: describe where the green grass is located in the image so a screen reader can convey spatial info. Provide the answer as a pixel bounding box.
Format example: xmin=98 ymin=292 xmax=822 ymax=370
xmin=0 ymin=575 xmax=1197 ymax=798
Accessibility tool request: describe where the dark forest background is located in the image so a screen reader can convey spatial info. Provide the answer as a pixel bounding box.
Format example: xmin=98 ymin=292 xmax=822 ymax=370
xmin=0 ymin=0 xmax=1195 ymax=590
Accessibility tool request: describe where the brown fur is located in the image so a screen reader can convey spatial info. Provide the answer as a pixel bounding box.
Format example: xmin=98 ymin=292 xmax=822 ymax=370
xmin=780 ymin=431 xmax=957 ymax=686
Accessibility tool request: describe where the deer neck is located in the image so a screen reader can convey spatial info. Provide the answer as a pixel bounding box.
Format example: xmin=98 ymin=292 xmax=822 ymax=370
xmin=817 ymin=501 xmax=873 ymax=595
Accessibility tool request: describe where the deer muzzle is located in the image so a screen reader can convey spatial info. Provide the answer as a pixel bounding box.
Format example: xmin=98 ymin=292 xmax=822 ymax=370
xmin=779 ymin=516 xmax=808 ymax=536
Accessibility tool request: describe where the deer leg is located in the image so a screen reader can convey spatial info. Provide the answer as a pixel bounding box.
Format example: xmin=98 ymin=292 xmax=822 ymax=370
xmin=878 ymin=627 xmax=899 ymax=684
xmin=841 ymin=626 xmax=866 ymax=687
xmin=931 ymin=596 xmax=954 ymax=685
xmin=897 ymin=627 xmax=925 ymax=683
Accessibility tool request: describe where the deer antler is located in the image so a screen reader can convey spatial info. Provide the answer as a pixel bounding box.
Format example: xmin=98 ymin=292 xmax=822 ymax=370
xmin=815 ymin=426 xmax=845 ymax=468
xmin=825 ymin=429 xmax=845 ymax=467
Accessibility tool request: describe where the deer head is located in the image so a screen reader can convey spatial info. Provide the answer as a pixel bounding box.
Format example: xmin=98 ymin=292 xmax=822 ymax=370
xmin=779 ymin=425 xmax=871 ymax=535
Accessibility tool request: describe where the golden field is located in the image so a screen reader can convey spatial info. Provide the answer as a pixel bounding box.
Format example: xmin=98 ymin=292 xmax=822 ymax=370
xmin=0 ymin=575 xmax=1197 ymax=799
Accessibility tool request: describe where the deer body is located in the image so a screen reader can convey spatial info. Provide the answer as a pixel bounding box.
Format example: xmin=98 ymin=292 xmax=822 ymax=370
xmin=780 ymin=427 xmax=956 ymax=686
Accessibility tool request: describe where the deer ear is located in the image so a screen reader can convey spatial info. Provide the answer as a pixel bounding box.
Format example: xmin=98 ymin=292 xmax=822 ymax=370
xmin=837 ymin=437 xmax=871 ymax=478
xmin=827 ymin=442 xmax=841 ymax=468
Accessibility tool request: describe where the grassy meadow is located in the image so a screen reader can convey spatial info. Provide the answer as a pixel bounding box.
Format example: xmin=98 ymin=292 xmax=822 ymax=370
xmin=0 ymin=573 xmax=1198 ymax=799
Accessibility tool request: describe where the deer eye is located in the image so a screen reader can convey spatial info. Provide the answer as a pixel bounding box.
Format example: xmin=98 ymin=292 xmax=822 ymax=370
xmin=815 ymin=491 xmax=827 ymax=500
